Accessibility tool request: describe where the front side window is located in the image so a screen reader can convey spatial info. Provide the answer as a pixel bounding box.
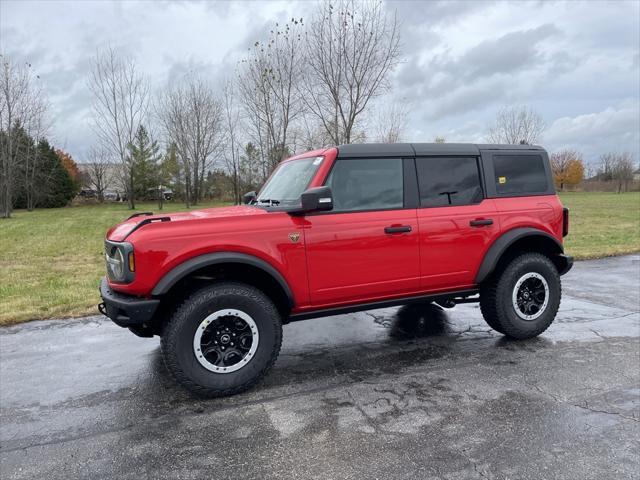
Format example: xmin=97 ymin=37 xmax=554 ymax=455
xmin=493 ymin=155 xmax=548 ymax=195
xmin=416 ymin=157 xmax=483 ymax=207
xmin=326 ymin=158 xmax=403 ymax=212
xmin=257 ymin=156 xmax=323 ymax=205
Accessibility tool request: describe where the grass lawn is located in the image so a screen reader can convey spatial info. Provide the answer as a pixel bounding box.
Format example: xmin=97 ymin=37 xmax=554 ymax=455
xmin=0 ymin=201 xmax=230 ymax=325
xmin=559 ymin=192 xmax=640 ymax=259
xmin=0 ymin=192 xmax=638 ymax=326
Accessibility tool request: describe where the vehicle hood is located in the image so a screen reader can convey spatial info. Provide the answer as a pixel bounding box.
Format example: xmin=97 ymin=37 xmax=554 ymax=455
xmin=106 ymin=205 xmax=269 ymax=242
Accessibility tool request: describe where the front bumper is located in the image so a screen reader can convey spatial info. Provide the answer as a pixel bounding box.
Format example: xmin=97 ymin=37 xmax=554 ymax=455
xmin=557 ymin=254 xmax=574 ymax=276
xmin=98 ymin=277 xmax=159 ymax=328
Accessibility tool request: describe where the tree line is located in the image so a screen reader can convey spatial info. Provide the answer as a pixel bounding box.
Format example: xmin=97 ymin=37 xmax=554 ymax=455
xmin=0 ymin=56 xmax=83 ymax=217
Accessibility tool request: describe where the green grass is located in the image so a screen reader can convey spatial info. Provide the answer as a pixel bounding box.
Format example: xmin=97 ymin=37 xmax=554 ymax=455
xmin=559 ymin=192 xmax=640 ymax=259
xmin=0 ymin=192 xmax=638 ymax=326
xmin=0 ymin=201 xmax=230 ymax=326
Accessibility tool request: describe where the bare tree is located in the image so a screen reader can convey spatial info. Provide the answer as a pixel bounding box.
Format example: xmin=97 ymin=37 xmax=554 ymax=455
xmin=88 ymin=46 xmax=149 ymax=209
xmin=0 ymin=55 xmax=48 ymax=218
xmin=238 ymin=18 xmax=305 ymax=176
xmin=295 ymin=113 xmax=334 ymax=151
xmin=603 ymin=152 xmax=636 ymax=193
xmin=222 ymin=78 xmax=242 ymax=204
xmin=302 ymin=0 xmax=401 ymax=145
xmin=487 ymin=106 xmax=545 ymax=145
xmin=372 ymin=100 xmax=409 ymax=143
xmin=21 ymin=90 xmax=50 ymax=211
xmin=157 ymin=74 xmax=224 ymax=207
xmin=85 ymin=146 xmax=113 ymax=202
xmin=598 ymin=152 xmax=615 ymax=181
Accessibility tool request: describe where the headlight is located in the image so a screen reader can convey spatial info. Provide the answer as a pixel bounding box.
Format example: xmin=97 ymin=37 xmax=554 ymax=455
xmin=105 ymin=241 xmax=135 ymax=283
xmin=106 ymin=247 xmax=124 ymax=280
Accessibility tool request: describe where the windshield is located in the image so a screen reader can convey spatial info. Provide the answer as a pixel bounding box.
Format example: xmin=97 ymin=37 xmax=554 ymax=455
xmin=257 ymin=156 xmax=323 ymax=205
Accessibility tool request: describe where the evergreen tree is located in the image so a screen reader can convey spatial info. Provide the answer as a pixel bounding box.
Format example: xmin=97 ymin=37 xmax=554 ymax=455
xmin=37 ymin=140 xmax=76 ymax=208
xmin=155 ymin=143 xmax=180 ymax=209
xmin=4 ymin=125 xmax=34 ymax=209
xmin=10 ymin=133 xmax=76 ymax=209
xmin=240 ymin=142 xmax=261 ymax=191
xmin=127 ymin=125 xmax=161 ymax=201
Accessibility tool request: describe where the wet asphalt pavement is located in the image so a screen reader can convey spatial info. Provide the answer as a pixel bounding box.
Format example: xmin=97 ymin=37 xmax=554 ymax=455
xmin=1 ymin=255 xmax=639 ymax=479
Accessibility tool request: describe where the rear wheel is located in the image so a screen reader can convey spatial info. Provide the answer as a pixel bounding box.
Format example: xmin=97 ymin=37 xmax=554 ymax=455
xmin=161 ymin=282 xmax=282 ymax=397
xmin=480 ymin=253 xmax=561 ymax=339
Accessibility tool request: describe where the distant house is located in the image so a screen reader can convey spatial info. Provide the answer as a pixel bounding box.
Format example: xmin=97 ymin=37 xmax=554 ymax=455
xmin=634 ymin=168 xmax=640 ymax=182
xmin=77 ymin=163 xmax=124 ymax=199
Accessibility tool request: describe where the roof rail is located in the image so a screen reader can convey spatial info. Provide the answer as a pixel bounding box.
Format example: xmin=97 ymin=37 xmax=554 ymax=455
xmin=127 ymin=212 xmax=154 ymax=220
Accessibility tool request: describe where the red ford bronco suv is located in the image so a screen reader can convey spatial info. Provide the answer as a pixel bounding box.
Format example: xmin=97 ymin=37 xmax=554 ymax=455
xmin=99 ymin=143 xmax=572 ymax=397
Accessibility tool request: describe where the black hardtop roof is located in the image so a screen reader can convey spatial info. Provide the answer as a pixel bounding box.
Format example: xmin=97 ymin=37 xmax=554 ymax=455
xmin=336 ymin=143 xmax=545 ymax=158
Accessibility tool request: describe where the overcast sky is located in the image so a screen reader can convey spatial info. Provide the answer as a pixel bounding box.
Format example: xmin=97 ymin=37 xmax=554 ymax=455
xmin=1 ymin=0 xmax=638 ymax=167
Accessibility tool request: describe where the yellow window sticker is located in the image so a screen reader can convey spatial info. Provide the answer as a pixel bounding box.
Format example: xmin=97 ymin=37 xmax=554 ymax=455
xmin=498 ymin=176 xmax=507 ymax=184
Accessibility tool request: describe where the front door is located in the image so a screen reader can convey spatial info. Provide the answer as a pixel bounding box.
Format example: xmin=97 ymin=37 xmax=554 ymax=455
xmin=304 ymin=157 xmax=420 ymax=307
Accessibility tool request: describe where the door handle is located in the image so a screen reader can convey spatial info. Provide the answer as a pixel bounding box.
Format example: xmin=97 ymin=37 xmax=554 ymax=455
xmin=385 ymin=225 xmax=412 ymax=234
xmin=470 ymin=218 xmax=493 ymax=227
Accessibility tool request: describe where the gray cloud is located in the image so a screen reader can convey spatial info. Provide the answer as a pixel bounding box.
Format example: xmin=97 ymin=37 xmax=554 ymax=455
xmin=412 ymin=24 xmax=559 ymax=99
xmin=458 ymin=24 xmax=558 ymax=78
xmin=392 ymin=0 xmax=494 ymax=28
xmin=423 ymin=77 xmax=512 ymax=120
xmin=545 ymin=101 xmax=640 ymax=163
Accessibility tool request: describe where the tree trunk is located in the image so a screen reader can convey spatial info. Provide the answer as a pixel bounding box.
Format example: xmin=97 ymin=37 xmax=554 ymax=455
xmin=233 ymin=169 xmax=239 ymax=205
xmin=129 ymin=170 xmax=135 ymax=209
xmin=1 ymin=182 xmax=11 ymax=218
xmin=27 ymin=191 xmax=34 ymax=211
xmin=184 ymin=175 xmax=191 ymax=208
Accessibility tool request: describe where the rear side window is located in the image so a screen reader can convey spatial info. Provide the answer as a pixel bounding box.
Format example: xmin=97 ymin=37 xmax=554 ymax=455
xmin=416 ymin=157 xmax=483 ymax=207
xmin=493 ymin=155 xmax=548 ymax=195
xmin=326 ymin=158 xmax=403 ymax=212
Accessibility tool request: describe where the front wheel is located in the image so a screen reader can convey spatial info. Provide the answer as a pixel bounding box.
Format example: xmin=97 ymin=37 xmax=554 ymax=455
xmin=480 ymin=253 xmax=561 ymax=339
xmin=161 ymin=282 xmax=282 ymax=397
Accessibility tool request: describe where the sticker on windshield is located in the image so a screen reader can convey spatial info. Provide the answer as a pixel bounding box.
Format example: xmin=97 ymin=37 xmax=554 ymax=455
xmin=312 ymin=157 xmax=323 ymax=166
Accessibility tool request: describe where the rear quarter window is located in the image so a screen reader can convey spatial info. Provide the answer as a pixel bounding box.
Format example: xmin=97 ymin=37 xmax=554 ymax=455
xmin=492 ymin=154 xmax=548 ymax=195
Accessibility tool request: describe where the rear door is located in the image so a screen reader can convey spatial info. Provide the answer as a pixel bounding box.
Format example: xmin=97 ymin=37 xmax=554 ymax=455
xmin=304 ymin=157 xmax=420 ymax=306
xmin=415 ymin=156 xmax=500 ymax=290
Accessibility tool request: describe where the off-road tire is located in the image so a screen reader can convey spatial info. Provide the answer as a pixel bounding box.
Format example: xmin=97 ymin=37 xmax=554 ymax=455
xmin=480 ymin=253 xmax=561 ymax=339
xmin=161 ymin=282 xmax=282 ymax=397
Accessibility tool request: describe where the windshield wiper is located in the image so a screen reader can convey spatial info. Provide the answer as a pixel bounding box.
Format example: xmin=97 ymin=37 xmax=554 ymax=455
xmin=256 ymin=198 xmax=280 ymax=206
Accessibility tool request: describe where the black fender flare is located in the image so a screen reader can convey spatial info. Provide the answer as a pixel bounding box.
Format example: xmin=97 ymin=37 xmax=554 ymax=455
xmin=475 ymin=228 xmax=566 ymax=283
xmin=151 ymin=252 xmax=294 ymax=308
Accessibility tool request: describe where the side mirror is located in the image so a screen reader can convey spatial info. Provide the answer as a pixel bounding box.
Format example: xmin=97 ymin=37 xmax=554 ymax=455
xmin=242 ymin=191 xmax=256 ymax=205
xmin=298 ymin=186 xmax=333 ymax=214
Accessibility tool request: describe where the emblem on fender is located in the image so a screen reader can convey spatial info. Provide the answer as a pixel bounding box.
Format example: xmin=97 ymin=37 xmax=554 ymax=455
xmin=288 ymin=232 xmax=300 ymax=243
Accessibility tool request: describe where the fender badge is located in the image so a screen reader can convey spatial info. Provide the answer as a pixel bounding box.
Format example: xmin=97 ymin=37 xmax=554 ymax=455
xmin=288 ymin=232 xmax=300 ymax=243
